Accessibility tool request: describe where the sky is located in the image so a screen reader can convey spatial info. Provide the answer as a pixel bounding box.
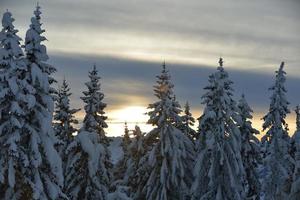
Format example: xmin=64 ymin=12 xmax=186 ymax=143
xmin=1 ymin=0 xmax=300 ymax=137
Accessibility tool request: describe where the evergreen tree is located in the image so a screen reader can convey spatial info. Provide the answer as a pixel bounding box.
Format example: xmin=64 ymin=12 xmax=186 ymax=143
xmin=141 ymin=62 xmax=194 ymax=200
xmin=122 ymin=122 xmax=131 ymax=155
xmin=179 ymin=101 xmax=197 ymax=141
xmin=0 ymin=10 xmax=30 ymax=199
xmin=289 ymin=106 xmax=300 ymax=199
xmin=261 ymin=62 xmax=293 ymax=200
xmin=191 ymin=58 xmax=246 ymax=200
xmin=64 ymin=66 xmax=110 ymax=199
xmin=113 ymin=122 xmax=131 ymax=185
xmin=124 ymin=126 xmax=147 ymax=199
xmin=53 ymin=78 xmax=80 ymax=164
xmin=237 ymin=94 xmax=261 ymax=199
xmin=20 ymin=5 xmax=65 ymax=199
xmin=81 ymin=64 xmax=112 ymax=179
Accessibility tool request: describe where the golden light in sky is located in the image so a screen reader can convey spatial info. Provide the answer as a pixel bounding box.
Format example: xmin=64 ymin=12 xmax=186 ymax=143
xmin=106 ymin=106 xmax=153 ymax=137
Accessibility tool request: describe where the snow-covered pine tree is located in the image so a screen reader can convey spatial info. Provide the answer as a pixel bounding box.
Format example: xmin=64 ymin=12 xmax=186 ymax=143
xmin=81 ymin=64 xmax=112 ymax=179
xmin=289 ymin=106 xmax=300 ymax=199
xmin=113 ymin=122 xmax=131 ymax=185
xmin=0 ymin=10 xmax=31 ymax=199
xmin=64 ymin=66 xmax=110 ymax=199
xmin=81 ymin=64 xmax=110 ymax=146
xmin=122 ymin=125 xmax=147 ymax=199
xmin=191 ymin=58 xmax=246 ymax=200
xmin=179 ymin=101 xmax=197 ymax=141
xmin=237 ymin=94 xmax=261 ymax=199
xmin=141 ymin=62 xmax=194 ymax=200
xmin=20 ymin=5 xmax=66 ymax=199
xmin=122 ymin=122 xmax=131 ymax=155
xmin=261 ymin=62 xmax=293 ymax=200
xmin=53 ymin=78 xmax=80 ymax=163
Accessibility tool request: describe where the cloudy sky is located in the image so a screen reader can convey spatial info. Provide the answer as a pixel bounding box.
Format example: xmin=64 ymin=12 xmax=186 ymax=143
xmin=1 ymin=0 xmax=300 ymax=136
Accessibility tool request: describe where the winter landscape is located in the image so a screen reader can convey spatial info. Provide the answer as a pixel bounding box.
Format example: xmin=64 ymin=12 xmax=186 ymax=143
xmin=0 ymin=0 xmax=300 ymax=200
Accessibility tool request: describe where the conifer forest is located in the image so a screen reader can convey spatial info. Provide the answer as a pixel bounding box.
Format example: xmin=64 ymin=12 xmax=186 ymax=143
xmin=0 ymin=4 xmax=300 ymax=200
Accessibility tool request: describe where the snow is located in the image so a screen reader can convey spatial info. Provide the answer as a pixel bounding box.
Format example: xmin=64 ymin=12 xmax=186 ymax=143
xmin=108 ymin=137 xmax=123 ymax=165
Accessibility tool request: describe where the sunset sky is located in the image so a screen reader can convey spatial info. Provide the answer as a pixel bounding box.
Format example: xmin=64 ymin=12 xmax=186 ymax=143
xmin=1 ymin=0 xmax=300 ymax=137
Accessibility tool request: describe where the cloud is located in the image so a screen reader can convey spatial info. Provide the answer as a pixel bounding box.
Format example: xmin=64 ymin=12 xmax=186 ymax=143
xmin=2 ymin=0 xmax=300 ymax=135
xmin=2 ymin=0 xmax=299 ymax=75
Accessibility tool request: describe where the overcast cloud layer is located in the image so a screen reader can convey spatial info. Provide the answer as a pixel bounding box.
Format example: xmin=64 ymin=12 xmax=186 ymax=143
xmin=1 ymin=0 xmax=300 ymax=135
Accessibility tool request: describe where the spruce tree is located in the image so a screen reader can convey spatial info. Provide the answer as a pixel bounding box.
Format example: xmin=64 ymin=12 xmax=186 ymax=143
xmin=261 ymin=62 xmax=293 ymax=199
xmin=289 ymin=106 xmax=300 ymax=199
xmin=21 ymin=5 xmax=65 ymax=199
xmin=122 ymin=122 xmax=131 ymax=155
xmin=123 ymin=126 xmax=148 ymax=199
xmin=0 ymin=10 xmax=30 ymax=199
xmin=180 ymin=101 xmax=197 ymax=141
xmin=141 ymin=62 xmax=194 ymax=200
xmin=53 ymin=78 xmax=80 ymax=164
xmin=191 ymin=58 xmax=246 ymax=200
xmin=113 ymin=122 xmax=131 ymax=186
xmin=81 ymin=65 xmax=109 ymax=145
xmin=64 ymin=66 xmax=110 ymax=199
xmin=237 ymin=94 xmax=261 ymax=199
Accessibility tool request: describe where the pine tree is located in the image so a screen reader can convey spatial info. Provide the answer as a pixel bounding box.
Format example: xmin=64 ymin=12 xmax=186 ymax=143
xmin=113 ymin=122 xmax=131 ymax=185
xmin=64 ymin=66 xmax=110 ymax=199
xmin=81 ymin=65 xmax=109 ymax=145
xmin=20 ymin=5 xmax=66 ymax=199
xmin=179 ymin=101 xmax=197 ymax=141
xmin=140 ymin=62 xmax=194 ymax=200
xmin=289 ymin=106 xmax=300 ymax=199
xmin=124 ymin=126 xmax=147 ymax=199
xmin=0 ymin=10 xmax=30 ymax=199
xmin=81 ymin=64 xmax=112 ymax=180
xmin=237 ymin=94 xmax=261 ymax=199
xmin=191 ymin=58 xmax=246 ymax=200
xmin=53 ymin=78 xmax=80 ymax=164
xmin=122 ymin=122 xmax=131 ymax=155
xmin=261 ymin=62 xmax=293 ymax=199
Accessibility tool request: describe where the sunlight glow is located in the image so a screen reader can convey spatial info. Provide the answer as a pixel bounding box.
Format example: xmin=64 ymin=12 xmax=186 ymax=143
xmin=106 ymin=106 xmax=153 ymax=137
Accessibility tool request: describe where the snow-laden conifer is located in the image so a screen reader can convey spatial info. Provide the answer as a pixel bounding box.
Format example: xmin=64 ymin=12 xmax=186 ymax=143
xmin=123 ymin=126 xmax=149 ymax=199
xmin=261 ymin=62 xmax=293 ymax=200
xmin=20 ymin=5 xmax=66 ymax=199
xmin=191 ymin=58 xmax=246 ymax=200
xmin=64 ymin=66 xmax=110 ymax=199
xmin=237 ymin=94 xmax=261 ymax=199
xmin=113 ymin=122 xmax=131 ymax=185
xmin=289 ymin=106 xmax=300 ymax=199
xmin=54 ymin=78 xmax=80 ymax=164
xmin=179 ymin=101 xmax=197 ymax=141
xmin=0 ymin=10 xmax=30 ymax=199
xmin=142 ymin=62 xmax=194 ymax=200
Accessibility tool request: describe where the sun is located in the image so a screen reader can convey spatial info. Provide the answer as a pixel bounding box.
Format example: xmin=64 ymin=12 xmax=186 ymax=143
xmin=106 ymin=106 xmax=153 ymax=136
xmin=112 ymin=106 xmax=148 ymax=123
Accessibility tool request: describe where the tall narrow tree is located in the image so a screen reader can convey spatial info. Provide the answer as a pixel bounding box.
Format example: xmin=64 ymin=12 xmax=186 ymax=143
xmin=261 ymin=62 xmax=293 ymax=199
xmin=179 ymin=101 xmax=197 ymax=141
xmin=141 ymin=62 xmax=194 ymax=200
xmin=64 ymin=66 xmax=110 ymax=199
xmin=237 ymin=94 xmax=261 ymax=199
xmin=53 ymin=78 xmax=80 ymax=163
xmin=191 ymin=58 xmax=246 ymax=200
xmin=113 ymin=122 xmax=131 ymax=186
xmin=0 ymin=10 xmax=31 ymax=199
xmin=289 ymin=106 xmax=300 ymax=199
xmin=21 ymin=5 xmax=65 ymax=199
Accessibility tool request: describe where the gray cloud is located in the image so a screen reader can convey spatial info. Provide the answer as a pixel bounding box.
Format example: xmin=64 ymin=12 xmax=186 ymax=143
xmin=1 ymin=0 xmax=299 ymax=74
